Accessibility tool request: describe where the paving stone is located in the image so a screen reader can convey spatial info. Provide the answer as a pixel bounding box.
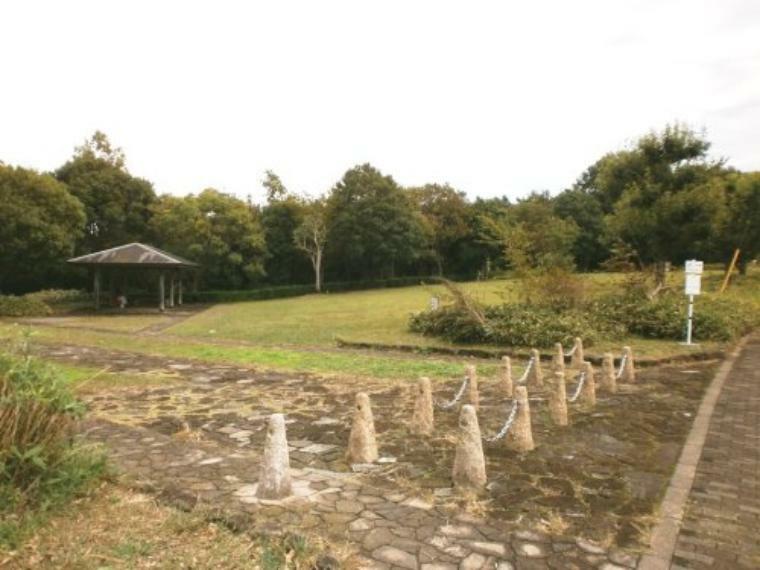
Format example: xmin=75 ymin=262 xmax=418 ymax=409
xmin=575 ymin=538 xmax=605 ymax=554
xmin=364 ymin=528 xmax=397 ymax=551
xmin=372 ymin=545 xmax=419 ymax=569
xmin=464 ymin=541 xmax=508 ymax=557
xmin=515 ymin=542 xmax=546 ymax=558
xmin=458 ymin=552 xmax=487 ymax=570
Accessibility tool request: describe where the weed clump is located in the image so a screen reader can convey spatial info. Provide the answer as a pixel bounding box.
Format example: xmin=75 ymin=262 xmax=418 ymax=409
xmin=0 ymin=342 xmax=106 ymax=548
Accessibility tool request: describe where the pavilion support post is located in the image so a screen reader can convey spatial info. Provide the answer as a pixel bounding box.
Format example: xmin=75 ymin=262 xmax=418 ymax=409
xmin=178 ymin=278 xmax=183 ymax=305
xmin=94 ymin=269 xmax=101 ymax=311
xmin=159 ymin=272 xmax=165 ymax=312
xmin=169 ymin=274 xmax=175 ymax=308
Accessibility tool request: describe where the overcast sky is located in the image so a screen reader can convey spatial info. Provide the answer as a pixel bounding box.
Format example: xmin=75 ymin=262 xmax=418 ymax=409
xmin=1 ymin=0 xmax=758 ymax=203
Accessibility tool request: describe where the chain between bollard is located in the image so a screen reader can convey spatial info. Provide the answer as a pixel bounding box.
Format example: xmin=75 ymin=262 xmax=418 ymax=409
xmin=564 ymin=343 xmax=577 ymax=357
xmin=516 ymin=357 xmax=534 ymax=384
xmin=615 ymin=353 xmax=627 ymax=380
xmin=568 ymin=371 xmax=587 ymax=403
xmin=483 ymin=399 xmax=519 ymax=442
xmin=437 ymin=376 xmax=469 ymax=410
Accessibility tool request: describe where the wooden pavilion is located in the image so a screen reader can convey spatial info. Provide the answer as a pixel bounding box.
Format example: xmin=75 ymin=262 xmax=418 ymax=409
xmin=67 ymin=243 xmax=199 ymax=311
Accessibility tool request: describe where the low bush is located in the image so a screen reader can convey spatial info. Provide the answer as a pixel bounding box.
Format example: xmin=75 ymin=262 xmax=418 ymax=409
xmin=410 ymin=287 xmax=758 ymax=347
xmin=24 ymin=289 xmax=89 ymax=306
xmin=0 ymin=294 xmax=53 ymax=317
xmin=0 ymin=346 xmax=106 ymax=548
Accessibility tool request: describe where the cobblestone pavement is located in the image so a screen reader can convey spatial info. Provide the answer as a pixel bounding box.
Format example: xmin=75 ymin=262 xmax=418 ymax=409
xmin=81 ymin=419 xmax=639 ymax=570
xmin=669 ymin=335 xmax=760 ymax=570
xmin=28 ymin=339 xmax=735 ymax=568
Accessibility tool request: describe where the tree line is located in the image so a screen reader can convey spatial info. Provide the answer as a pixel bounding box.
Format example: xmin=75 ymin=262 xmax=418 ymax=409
xmin=1 ymin=125 xmax=758 ymax=295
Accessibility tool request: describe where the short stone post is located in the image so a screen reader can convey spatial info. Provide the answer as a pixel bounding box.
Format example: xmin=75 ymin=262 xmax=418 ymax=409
xmin=411 ymin=377 xmax=434 ymax=436
xmin=256 ymin=413 xmax=292 ymax=499
xmin=600 ymin=352 xmax=617 ymax=393
xmin=579 ymin=361 xmax=596 ymax=409
xmin=452 ymin=404 xmax=487 ymax=489
xmin=622 ymin=346 xmax=636 ymax=383
xmin=500 ymin=356 xmax=513 ymax=398
xmin=553 ymin=342 xmax=565 ymax=375
xmin=570 ymin=337 xmax=584 ymax=368
xmin=465 ymin=365 xmax=479 ymax=410
xmin=549 ymin=371 xmax=568 ymax=426
xmin=347 ymin=392 xmax=379 ymax=463
xmin=528 ymin=349 xmax=543 ymax=388
xmin=506 ymin=386 xmax=535 ymax=452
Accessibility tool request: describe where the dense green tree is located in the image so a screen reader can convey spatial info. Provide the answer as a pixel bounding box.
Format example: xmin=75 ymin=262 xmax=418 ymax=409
xmin=56 ymin=131 xmax=156 ymax=252
xmin=717 ymin=171 xmax=760 ymax=273
xmin=601 ymin=126 xmax=725 ymax=271
xmin=553 ymin=188 xmax=609 ymax=270
xmin=325 ymin=164 xmax=428 ymax=280
xmin=0 ymin=164 xmax=86 ymax=293
xmin=149 ymin=189 xmax=267 ymax=289
xmin=408 ymin=184 xmax=471 ymax=276
xmin=259 ymin=172 xmax=312 ymax=285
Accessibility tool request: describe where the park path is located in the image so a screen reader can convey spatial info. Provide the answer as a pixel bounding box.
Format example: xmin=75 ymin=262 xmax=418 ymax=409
xmin=638 ymin=335 xmax=760 ymax=570
xmin=667 ymin=335 xmax=760 ymax=569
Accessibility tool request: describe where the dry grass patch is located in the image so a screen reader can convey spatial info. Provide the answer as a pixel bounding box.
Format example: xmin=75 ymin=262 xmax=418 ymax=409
xmin=1 ymin=483 xmax=350 ymax=569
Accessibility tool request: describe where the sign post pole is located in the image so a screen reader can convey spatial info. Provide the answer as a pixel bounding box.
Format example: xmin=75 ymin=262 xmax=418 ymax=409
xmin=682 ymin=260 xmax=703 ymax=346
xmin=686 ymin=294 xmax=694 ymax=345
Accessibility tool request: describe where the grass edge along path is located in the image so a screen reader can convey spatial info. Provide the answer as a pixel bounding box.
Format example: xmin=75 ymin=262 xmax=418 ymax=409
xmin=0 ymin=324 xmax=500 ymax=382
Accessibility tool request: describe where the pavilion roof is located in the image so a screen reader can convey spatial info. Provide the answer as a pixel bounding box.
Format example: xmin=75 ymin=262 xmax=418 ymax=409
xmin=67 ymin=243 xmax=198 ymax=269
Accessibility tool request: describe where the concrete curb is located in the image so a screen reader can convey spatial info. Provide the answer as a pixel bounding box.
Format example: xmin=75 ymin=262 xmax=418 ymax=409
xmin=637 ymin=335 xmax=750 ymax=570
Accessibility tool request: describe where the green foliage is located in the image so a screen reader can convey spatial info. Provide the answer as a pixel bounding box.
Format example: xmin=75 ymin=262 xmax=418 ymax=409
xmin=56 ymin=132 xmax=156 ymax=252
xmin=149 ymin=189 xmax=268 ymax=289
xmin=0 ymin=163 xmax=85 ymax=294
xmin=0 ymin=349 xmax=107 ymax=548
xmin=325 ymin=164 xmax=429 ymax=280
xmin=0 ymin=295 xmax=53 ymax=317
xmin=411 ymin=284 xmax=758 ymax=348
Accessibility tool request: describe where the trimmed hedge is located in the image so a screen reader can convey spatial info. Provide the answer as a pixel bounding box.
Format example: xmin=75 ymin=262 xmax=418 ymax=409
xmin=0 ymin=295 xmax=52 ymax=317
xmin=183 ymin=276 xmax=441 ymax=304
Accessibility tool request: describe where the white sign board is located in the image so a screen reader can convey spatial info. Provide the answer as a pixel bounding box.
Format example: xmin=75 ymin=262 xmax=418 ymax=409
xmin=685 ymin=273 xmax=701 ymax=295
xmin=685 ymin=259 xmax=704 ymax=274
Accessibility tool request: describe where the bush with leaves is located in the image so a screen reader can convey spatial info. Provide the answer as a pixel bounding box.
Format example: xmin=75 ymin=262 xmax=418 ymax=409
xmin=0 ymin=294 xmax=53 ymax=317
xmin=0 ymin=344 xmax=106 ymax=548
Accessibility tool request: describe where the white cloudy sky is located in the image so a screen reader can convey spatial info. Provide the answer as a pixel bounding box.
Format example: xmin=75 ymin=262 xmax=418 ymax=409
xmin=1 ymin=0 xmax=758 ymax=202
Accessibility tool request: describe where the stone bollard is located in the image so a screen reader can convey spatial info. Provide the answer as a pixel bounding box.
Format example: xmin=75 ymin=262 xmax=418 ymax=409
xmin=622 ymin=346 xmax=636 ymax=383
xmin=347 ymin=392 xmax=379 ymax=464
xmin=571 ymin=337 xmax=584 ymax=369
xmin=256 ymin=413 xmax=292 ymax=499
xmin=506 ymin=386 xmax=535 ymax=452
xmin=553 ymin=342 xmax=565 ymax=375
xmin=549 ymin=371 xmax=568 ymax=426
xmin=411 ymin=377 xmax=434 ymax=436
xmin=452 ymin=404 xmax=487 ymax=489
xmin=528 ymin=348 xmax=543 ymax=389
xmin=500 ymin=356 xmax=514 ymax=398
xmin=600 ymin=352 xmax=617 ymax=393
xmin=465 ymin=364 xmax=479 ymax=410
xmin=579 ymin=361 xmax=596 ymax=409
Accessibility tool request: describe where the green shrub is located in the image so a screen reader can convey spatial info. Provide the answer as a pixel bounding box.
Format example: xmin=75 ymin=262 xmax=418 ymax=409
xmin=24 ymin=289 xmax=89 ymax=306
xmin=0 ymin=348 xmax=106 ymax=548
xmin=0 ymin=295 xmax=52 ymax=317
xmin=411 ymin=288 xmax=758 ymax=348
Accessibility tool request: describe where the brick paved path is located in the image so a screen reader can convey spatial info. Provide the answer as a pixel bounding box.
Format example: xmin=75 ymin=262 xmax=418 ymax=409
xmin=669 ymin=335 xmax=760 ymax=569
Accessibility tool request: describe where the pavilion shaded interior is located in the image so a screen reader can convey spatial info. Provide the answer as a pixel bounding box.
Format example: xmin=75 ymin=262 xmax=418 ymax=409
xmin=67 ymin=243 xmax=198 ymax=311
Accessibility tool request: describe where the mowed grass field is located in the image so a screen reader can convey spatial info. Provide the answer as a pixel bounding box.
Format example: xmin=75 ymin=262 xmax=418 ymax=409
xmin=167 ymin=273 xmax=633 ymax=347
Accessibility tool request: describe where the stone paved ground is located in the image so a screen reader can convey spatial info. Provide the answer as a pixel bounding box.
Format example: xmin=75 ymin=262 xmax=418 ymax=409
xmin=25 ymin=340 xmax=723 ymax=569
xmin=669 ymin=336 xmax=760 ymax=570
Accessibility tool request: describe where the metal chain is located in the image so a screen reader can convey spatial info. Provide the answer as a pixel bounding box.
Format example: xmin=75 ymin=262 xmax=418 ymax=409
xmin=616 ymin=353 xmax=628 ymax=380
xmin=564 ymin=343 xmax=577 ymax=357
xmin=568 ymin=371 xmax=587 ymax=403
xmin=516 ymin=357 xmax=534 ymax=384
xmin=437 ymin=376 xmax=469 ymax=410
xmin=483 ymin=399 xmax=519 ymax=442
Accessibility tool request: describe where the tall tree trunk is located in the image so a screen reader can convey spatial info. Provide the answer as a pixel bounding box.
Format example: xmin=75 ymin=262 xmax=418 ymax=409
xmin=314 ymin=248 xmax=322 ymax=293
